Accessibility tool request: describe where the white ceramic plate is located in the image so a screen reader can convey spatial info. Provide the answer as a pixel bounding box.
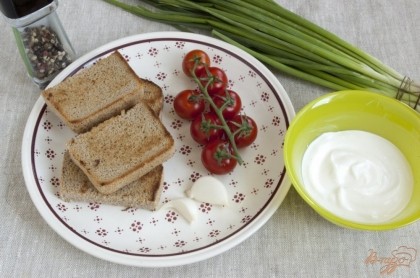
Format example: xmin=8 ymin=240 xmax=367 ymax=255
xmin=21 ymin=32 xmax=295 ymax=267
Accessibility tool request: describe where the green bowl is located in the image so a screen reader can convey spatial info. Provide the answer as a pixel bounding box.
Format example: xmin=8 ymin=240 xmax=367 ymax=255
xmin=284 ymin=90 xmax=420 ymax=230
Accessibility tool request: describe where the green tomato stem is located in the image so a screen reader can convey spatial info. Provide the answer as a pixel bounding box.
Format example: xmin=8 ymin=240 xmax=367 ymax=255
xmin=191 ymin=63 xmax=243 ymax=165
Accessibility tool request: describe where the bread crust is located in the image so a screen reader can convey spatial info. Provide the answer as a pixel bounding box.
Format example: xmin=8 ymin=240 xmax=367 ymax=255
xmin=141 ymin=79 xmax=164 ymax=115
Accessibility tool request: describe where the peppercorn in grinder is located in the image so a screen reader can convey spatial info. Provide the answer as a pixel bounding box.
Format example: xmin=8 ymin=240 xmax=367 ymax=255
xmin=0 ymin=0 xmax=75 ymax=88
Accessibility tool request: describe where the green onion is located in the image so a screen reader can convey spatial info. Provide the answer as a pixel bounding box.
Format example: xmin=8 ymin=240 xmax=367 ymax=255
xmin=103 ymin=0 xmax=420 ymax=112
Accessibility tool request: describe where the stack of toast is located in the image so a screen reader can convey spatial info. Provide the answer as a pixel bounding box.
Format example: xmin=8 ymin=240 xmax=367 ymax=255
xmin=42 ymin=52 xmax=175 ymax=210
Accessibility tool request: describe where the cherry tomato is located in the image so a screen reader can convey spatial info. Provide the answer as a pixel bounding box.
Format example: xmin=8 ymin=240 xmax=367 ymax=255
xmin=201 ymin=139 xmax=237 ymax=174
xmin=182 ymin=49 xmax=211 ymax=77
xmin=212 ymin=90 xmax=242 ymax=120
xmin=173 ymin=89 xmax=205 ymax=120
xmin=198 ymin=67 xmax=228 ymax=95
xmin=190 ymin=112 xmax=223 ymax=145
xmin=228 ymin=115 xmax=258 ymax=148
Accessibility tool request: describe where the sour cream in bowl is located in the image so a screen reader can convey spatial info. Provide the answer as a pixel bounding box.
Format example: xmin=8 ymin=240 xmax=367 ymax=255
xmin=283 ymin=90 xmax=420 ymax=230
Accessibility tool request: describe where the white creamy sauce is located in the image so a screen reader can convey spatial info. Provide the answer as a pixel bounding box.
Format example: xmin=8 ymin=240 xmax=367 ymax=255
xmin=301 ymin=130 xmax=413 ymax=224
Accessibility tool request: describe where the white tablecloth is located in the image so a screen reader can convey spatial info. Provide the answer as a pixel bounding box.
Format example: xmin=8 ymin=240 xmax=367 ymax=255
xmin=1 ymin=0 xmax=419 ymax=277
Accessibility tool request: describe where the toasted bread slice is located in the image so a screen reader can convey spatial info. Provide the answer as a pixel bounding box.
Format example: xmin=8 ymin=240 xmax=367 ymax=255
xmin=67 ymin=101 xmax=175 ymax=194
xmin=141 ymin=79 xmax=164 ymax=116
xmin=60 ymin=151 xmax=164 ymax=210
xmin=42 ymin=52 xmax=150 ymax=133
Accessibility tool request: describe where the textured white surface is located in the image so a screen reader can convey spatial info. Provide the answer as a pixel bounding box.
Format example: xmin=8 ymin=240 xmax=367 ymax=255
xmin=1 ymin=0 xmax=419 ymax=277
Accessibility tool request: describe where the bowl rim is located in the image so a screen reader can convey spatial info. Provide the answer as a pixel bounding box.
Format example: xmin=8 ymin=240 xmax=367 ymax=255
xmin=284 ymin=90 xmax=420 ymax=231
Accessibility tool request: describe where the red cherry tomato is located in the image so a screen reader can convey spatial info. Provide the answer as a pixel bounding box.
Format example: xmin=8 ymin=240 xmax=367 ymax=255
xmin=182 ymin=49 xmax=211 ymax=77
xmin=173 ymin=89 xmax=205 ymax=120
xmin=228 ymin=115 xmax=258 ymax=148
xmin=198 ymin=67 xmax=228 ymax=95
xmin=190 ymin=112 xmax=223 ymax=145
xmin=201 ymin=139 xmax=237 ymax=174
xmin=211 ymin=90 xmax=242 ymax=120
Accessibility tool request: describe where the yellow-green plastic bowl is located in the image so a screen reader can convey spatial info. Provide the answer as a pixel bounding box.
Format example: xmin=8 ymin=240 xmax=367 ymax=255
xmin=284 ymin=90 xmax=420 ymax=230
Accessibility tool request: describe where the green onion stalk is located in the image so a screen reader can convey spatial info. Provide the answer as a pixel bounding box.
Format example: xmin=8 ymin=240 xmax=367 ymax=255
xmin=103 ymin=0 xmax=420 ymax=113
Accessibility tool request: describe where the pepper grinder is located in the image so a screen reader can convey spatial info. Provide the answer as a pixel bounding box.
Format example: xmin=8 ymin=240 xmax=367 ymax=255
xmin=1 ymin=0 xmax=75 ymax=89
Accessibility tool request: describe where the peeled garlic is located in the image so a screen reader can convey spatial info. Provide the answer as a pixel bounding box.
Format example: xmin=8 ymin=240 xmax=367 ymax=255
xmin=161 ymin=198 xmax=198 ymax=223
xmin=186 ymin=176 xmax=229 ymax=206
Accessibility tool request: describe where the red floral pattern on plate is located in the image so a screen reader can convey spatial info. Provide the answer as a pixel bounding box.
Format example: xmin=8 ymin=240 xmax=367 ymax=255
xmin=24 ymin=35 xmax=293 ymax=266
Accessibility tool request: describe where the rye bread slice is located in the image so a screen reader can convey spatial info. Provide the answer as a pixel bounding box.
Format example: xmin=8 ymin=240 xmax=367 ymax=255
xmin=42 ymin=52 xmax=146 ymax=133
xmin=67 ymin=101 xmax=175 ymax=194
xmin=141 ymin=79 xmax=164 ymax=116
xmin=60 ymin=151 xmax=164 ymax=210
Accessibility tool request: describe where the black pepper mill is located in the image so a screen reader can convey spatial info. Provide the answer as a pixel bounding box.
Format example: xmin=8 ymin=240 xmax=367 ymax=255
xmin=0 ymin=0 xmax=75 ymax=89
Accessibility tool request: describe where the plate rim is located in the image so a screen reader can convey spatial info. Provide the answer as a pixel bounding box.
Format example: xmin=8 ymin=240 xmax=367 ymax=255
xmin=21 ymin=31 xmax=295 ymax=267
